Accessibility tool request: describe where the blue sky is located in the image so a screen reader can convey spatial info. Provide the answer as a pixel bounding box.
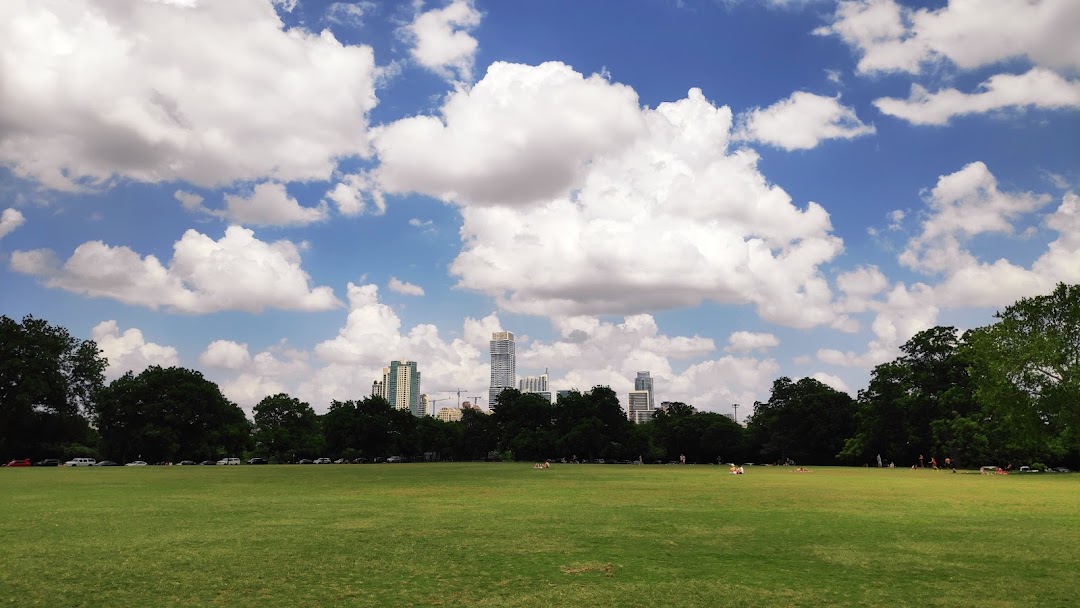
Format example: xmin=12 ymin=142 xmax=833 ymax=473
xmin=1 ymin=0 xmax=1077 ymax=418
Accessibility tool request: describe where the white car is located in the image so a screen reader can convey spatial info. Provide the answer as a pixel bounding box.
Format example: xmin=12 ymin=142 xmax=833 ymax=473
xmin=125 ymin=461 xmax=148 ymax=467
xmin=64 ymin=458 xmax=96 ymax=467
xmin=216 ymin=457 xmax=241 ymax=465
xmin=313 ymin=457 xmax=332 ymax=464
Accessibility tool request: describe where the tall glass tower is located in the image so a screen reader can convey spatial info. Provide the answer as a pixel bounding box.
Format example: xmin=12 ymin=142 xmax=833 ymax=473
xmin=489 ymin=331 xmax=516 ymax=407
xmin=635 ymin=371 xmax=654 ymax=409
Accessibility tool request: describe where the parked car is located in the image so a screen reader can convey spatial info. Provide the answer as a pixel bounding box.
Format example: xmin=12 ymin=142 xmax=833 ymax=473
xmin=216 ymin=457 xmax=240 ymax=465
xmin=65 ymin=458 xmax=96 ymax=467
xmin=247 ymin=457 xmax=268 ymax=465
xmin=313 ymin=457 xmax=332 ymax=464
xmin=177 ymin=460 xmax=196 ymax=466
xmin=200 ymin=460 xmax=217 ymax=466
xmin=124 ymin=461 xmax=148 ymax=467
xmin=1019 ymin=465 xmax=1041 ymax=473
xmin=1050 ymin=467 xmax=1072 ymax=473
xmin=352 ymin=457 xmax=369 ymax=464
xmin=385 ymin=456 xmax=403 ymax=463
xmin=35 ymin=458 xmax=61 ymax=467
xmin=6 ymin=459 xmax=31 ymax=467
xmin=96 ymin=460 xmax=119 ymax=466
xmin=298 ymin=459 xmax=314 ymax=464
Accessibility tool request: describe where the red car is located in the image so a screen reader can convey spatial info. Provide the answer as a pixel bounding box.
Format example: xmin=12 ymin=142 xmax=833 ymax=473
xmin=5 ymin=459 xmax=31 ymax=467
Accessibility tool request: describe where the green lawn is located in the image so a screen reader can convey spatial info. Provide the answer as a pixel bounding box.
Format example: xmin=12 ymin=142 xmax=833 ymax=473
xmin=1 ymin=464 xmax=1077 ymax=607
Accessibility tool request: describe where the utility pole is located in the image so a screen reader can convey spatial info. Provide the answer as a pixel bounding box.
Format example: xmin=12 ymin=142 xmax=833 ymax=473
xmin=732 ymin=403 xmax=739 ymax=424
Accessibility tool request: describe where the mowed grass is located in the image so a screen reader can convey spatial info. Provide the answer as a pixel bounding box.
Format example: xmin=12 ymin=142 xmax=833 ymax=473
xmin=1 ymin=464 xmax=1078 ymax=608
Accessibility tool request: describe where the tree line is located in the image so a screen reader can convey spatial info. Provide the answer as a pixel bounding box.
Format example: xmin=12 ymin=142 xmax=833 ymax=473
xmin=2 ymin=284 xmax=1077 ymax=467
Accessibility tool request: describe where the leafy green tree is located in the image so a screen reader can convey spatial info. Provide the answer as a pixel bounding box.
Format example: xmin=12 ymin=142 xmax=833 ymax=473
xmin=253 ymin=393 xmax=323 ymax=463
xmin=839 ymin=327 xmax=977 ymax=466
xmin=967 ymin=283 xmax=1080 ymax=463
xmin=747 ymin=377 xmax=856 ymax=465
xmin=321 ymin=396 xmax=419 ymax=459
xmin=492 ymin=389 xmax=556 ymax=460
xmin=551 ymin=386 xmax=634 ymax=461
xmin=455 ymin=407 xmax=496 ymax=460
xmin=0 ymin=315 xmax=105 ymax=459
xmin=651 ymin=402 xmax=698 ymax=461
xmin=93 ymin=366 xmax=249 ymax=463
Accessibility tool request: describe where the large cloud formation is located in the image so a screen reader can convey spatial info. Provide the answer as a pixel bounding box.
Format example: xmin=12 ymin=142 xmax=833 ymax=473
xmin=817 ymin=0 xmax=1080 ymax=124
xmin=0 ymin=0 xmax=377 ymax=191
xmin=10 ymin=226 xmax=340 ymax=313
xmin=818 ymin=163 xmax=1078 ymax=368
xmin=375 ymin=62 xmax=847 ymax=328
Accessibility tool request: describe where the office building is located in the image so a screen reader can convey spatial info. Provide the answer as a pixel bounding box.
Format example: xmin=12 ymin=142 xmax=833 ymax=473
xmin=436 ymin=407 xmax=463 ymax=422
xmin=628 ymin=390 xmax=654 ymax=424
xmin=519 ymin=372 xmax=552 ymax=403
xmin=489 ymin=331 xmax=516 ymax=407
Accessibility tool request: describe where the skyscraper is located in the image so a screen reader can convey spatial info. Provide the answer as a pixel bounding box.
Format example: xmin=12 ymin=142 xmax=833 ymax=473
xmin=635 ymin=371 xmax=654 ymax=409
xmin=489 ymin=331 xmax=515 ymax=407
xmin=377 ymin=360 xmax=422 ymax=416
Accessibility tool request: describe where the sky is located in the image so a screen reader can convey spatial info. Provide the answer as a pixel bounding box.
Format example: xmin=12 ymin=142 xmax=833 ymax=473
xmin=1 ymin=0 xmax=1077 ymax=420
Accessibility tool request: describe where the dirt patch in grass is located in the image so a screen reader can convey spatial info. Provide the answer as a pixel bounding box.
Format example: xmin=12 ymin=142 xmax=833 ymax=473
xmin=560 ymin=562 xmax=615 ymax=577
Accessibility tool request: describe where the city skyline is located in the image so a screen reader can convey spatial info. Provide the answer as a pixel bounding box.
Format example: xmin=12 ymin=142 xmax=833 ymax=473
xmin=1 ymin=1 xmax=1076 ymax=421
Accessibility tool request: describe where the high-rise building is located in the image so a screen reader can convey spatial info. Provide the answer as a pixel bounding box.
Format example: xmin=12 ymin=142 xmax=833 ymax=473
xmin=635 ymin=371 xmax=654 ymax=409
xmin=628 ymin=390 xmax=654 ymax=424
xmin=519 ymin=372 xmax=552 ymax=403
xmin=489 ymin=331 xmax=515 ymax=407
xmin=376 ymin=360 xmax=422 ymax=416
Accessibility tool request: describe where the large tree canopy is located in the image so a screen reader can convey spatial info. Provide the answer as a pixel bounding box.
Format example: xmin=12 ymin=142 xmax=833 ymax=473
xmin=93 ymin=366 xmax=249 ymax=463
xmin=839 ymin=326 xmax=978 ymax=466
xmin=253 ymin=393 xmax=323 ymax=463
xmin=748 ymin=377 xmax=856 ymax=465
xmin=0 ymin=315 xmax=104 ymax=459
xmin=967 ymin=283 xmax=1080 ymax=462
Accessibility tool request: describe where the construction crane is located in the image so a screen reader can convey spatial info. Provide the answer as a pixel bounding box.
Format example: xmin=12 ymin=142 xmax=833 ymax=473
xmin=434 ymin=389 xmax=470 ymax=408
xmin=427 ymin=396 xmax=451 ymax=417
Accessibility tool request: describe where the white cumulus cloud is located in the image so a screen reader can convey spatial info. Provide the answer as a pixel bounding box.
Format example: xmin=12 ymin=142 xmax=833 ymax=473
xmin=372 ymin=61 xmax=645 ymax=207
xmin=737 ymin=92 xmax=875 ymax=150
xmin=0 ymin=0 xmax=377 ymax=191
xmin=396 ymin=67 xmax=849 ymax=328
xmin=405 ymin=0 xmax=482 ymax=82
xmin=900 ymin=161 xmax=1051 ymax=275
xmin=816 ymin=0 xmax=1080 ymax=75
xmin=874 ymin=68 xmax=1080 ymax=125
xmin=91 ymin=320 xmax=181 ymax=379
xmin=10 ymin=226 xmax=340 ymax=313
xmin=388 ymin=277 xmax=425 ymax=296
xmin=0 ymin=208 xmax=25 ymax=240
xmin=222 ymin=182 xmax=329 ymax=227
xmin=725 ymin=331 xmax=780 ymax=353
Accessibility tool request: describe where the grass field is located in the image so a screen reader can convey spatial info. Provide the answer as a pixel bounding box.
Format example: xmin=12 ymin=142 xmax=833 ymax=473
xmin=2 ymin=464 xmax=1078 ymax=607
